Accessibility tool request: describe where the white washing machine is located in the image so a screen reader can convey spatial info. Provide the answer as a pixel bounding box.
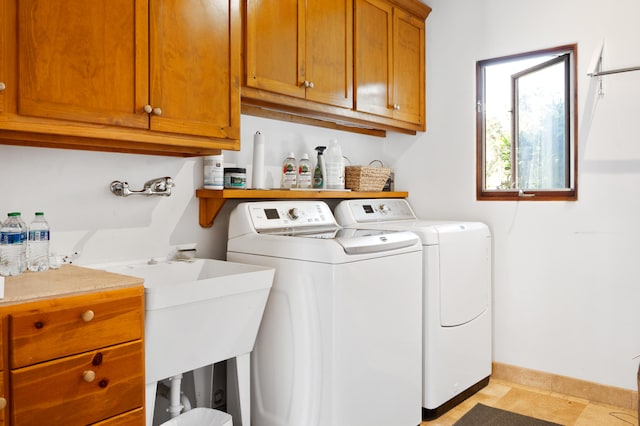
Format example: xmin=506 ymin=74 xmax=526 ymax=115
xmin=334 ymin=199 xmax=492 ymax=419
xmin=227 ymin=201 xmax=423 ymax=426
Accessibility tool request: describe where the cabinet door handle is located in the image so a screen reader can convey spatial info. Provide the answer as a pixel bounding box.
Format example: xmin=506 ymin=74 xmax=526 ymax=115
xmin=143 ymin=105 xmax=162 ymax=116
xmin=0 ymin=82 xmax=5 ymax=91
xmin=82 ymin=370 xmax=96 ymax=383
xmin=393 ymin=104 xmax=401 ymax=111
xmin=0 ymin=397 xmax=6 ymax=410
xmin=303 ymin=81 xmax=314 ymax=89
xmin=81 ymin=310 xmax=95 ymax=322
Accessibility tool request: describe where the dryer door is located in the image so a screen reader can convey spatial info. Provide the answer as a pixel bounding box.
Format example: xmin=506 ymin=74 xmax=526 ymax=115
xmin=439 ymin=225 xmax=491 ymax=326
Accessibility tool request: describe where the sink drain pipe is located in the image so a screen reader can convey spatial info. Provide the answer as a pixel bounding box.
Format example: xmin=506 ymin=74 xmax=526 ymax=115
xmin=160 ymin=374 xmax=192 ymax=418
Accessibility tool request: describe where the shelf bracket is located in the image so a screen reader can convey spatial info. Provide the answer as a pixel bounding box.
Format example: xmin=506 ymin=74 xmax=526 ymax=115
xmin=199 ymin=197 xmax=226 ymax=227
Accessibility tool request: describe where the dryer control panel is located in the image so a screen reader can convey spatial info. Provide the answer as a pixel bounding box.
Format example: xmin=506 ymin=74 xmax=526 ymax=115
xmin=334 ymin=199 xmax=417 ymax=225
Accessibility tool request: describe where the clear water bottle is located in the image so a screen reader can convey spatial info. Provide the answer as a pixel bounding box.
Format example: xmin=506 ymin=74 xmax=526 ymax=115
xmin=281 ymin=152 xmax=297 ymax=189
xmin=297 ymin=153 xmax=313 ymax=189
xmin=0 ymin=212 xmax=24 ymax=276
xmin=16 ymin=212 xmax=27 ymax=272
xmin=27 ymin=212 xmax=50 ymax=272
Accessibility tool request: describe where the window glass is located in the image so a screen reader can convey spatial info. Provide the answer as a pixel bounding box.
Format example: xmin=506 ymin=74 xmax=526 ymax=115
xmin=477 ymin=45 xmax=577 ymax=200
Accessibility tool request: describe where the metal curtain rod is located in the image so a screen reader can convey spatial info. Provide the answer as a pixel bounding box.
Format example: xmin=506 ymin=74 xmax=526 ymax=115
xmin=588 ymin=65 xmax=640 ymax=77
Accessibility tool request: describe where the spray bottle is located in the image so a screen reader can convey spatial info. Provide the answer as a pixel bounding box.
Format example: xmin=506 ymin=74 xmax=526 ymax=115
xmin=313 ymin=146 xmax=327 ymax=189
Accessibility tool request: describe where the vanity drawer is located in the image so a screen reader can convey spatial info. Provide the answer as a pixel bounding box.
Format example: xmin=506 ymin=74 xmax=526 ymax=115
xmin=8 ymin=288 xmax=143 ymax=368
xmin=93 ymin=407 xmax=145 ymax=425
xmin=11 ymin=340 xmax=144 ymax=425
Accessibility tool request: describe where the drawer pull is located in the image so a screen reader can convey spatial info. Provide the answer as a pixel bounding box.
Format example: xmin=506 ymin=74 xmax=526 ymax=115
xmin=0 ymin=397 xmax=6 ymax=410
xmin=82 ymin=370 xmax=96 ymax=383
xmin=34 ymin=321 xmax=44 ymax=329
xmin=99 ymin=379 xmax=109 ymax=388
xmin=92 ymin=352 xmax=103 ymax=366
xmin=81 ymin=310 xmax=95 ymax=322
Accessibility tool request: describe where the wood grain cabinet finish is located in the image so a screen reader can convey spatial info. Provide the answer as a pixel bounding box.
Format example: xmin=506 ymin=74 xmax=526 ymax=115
xmin=355 ymin=0 xmax=426 ymax=129
xmin=244 ymin=0 xmax=353 ymax=109
xmin=0 ymin=0 xmax=240 ymax=156
xmin=242 ymin=0 xmax=429 ymax=135
xmin=0 ymin=0 xmax=6 ymax=115
xmin=0 ymin=286 xmax=145 ymax=425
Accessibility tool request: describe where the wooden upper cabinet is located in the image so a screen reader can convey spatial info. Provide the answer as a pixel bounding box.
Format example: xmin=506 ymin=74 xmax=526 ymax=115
xmin=0 ymin=0 xmax=240 ymax=156
xmin=0 ymin=1 xmax=6 ymax=115
xmin=244 ymin=0 xmax=353 ymax=109
xmin=305 ymin=0 xmax=353 ymax=108
xmin=392 ymin=7 xmax=425 ymax=126
xmin=17 ymin=0 xmax=149 ymax=129
xmin=150 ymin=0 xmax=240 ymax=139
xmin=355 ymin=0 xmax=426 ymax=128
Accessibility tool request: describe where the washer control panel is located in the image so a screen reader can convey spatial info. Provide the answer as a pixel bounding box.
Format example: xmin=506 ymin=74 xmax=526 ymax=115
xmin=248 ymin=201 xmax=337 ymax=233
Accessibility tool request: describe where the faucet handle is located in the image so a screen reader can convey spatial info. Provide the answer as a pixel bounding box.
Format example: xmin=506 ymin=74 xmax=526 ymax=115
xmin=110 ymin=181 xmax=130 ymax=196
xmin=111 ymin=177 xmax=173 ymax=196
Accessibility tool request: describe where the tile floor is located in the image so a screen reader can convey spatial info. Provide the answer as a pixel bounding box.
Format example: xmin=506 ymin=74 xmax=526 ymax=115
xmin=421 ymin=379 xmax=639 ymax=426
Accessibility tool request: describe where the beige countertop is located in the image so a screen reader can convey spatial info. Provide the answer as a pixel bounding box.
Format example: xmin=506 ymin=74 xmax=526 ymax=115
xmin=1 ymin=264 xmax=143 ymax=306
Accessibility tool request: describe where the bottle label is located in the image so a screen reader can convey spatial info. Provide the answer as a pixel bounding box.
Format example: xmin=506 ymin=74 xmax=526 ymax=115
xmin=0 ymin=232 xmax=22 ymax=244
xmin=29 ymin=230 xmax=50 ymax=241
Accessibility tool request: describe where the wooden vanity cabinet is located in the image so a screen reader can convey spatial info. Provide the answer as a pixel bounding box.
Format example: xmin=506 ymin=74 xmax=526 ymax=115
xmin=0 ymin=285 xmax=145 ymax=425
xmin=0 ymin=0 xmax=240 ymax=156
xmin=355 ymin=0 xmax=426 ymax=129
xmin=244 ymin=0 xmax=353 ymax=109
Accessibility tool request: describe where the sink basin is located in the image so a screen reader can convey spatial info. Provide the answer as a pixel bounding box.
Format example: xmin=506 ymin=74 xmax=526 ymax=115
xmin=100 ymin=258 xmax=274 ymax=380
xmin=96 ymin=258 xmax=274 ymax=426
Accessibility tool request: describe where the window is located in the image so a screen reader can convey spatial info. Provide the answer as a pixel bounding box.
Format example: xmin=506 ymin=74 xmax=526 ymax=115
xmin=476 ymin=45 xmax=577 ymax=200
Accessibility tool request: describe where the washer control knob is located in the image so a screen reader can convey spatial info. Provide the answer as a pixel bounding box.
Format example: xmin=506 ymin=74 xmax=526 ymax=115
xmin=287 ymin=208 xmax=299 ymax=220
xmin=379 ymin=204 xmax=390 ymax=213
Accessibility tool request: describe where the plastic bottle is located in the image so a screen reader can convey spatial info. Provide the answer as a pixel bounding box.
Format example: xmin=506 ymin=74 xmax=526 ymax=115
xmin=297 ymin=153 xmax=313 ymax=189
xmin=0 ymin=212 xmax=24 ymax=276
xmin=16 ymin=213 xmax=28 ymax=272
xmin=281 ymin=152 xmax=297 ymax=189
xmin=203 ymin=154 xmax=224 ymax=189
xmin=27 ymin=212 xmax=50 ymax=272
xmin=325 ymin=139 xmax=345 ymax=189
xmin=313 ymin=146 xmax=327 ymax=189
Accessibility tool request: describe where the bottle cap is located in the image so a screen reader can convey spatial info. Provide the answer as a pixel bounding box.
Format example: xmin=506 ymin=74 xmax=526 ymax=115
xmin=287 ymin=152 xmax=295 ymax=158
xmin=301 ymin=153 xmax=309 ymax=160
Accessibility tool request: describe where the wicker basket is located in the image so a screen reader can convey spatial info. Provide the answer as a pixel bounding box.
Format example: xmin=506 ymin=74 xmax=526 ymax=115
xmin=345 ymin=162 xmax=392 ymax=192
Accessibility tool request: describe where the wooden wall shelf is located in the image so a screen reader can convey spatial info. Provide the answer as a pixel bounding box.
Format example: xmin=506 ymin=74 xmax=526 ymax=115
xmin=195 ymin=189 xmax=409 ymax=227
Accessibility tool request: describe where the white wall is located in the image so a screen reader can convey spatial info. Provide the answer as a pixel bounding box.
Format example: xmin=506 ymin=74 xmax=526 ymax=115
xmin=1 ymin=0 xmax=637 ymax=393
xmin=414 ymin=0 xmax=640 ymax=391
xmin=0 ymin=115 xmax=396 ymax=267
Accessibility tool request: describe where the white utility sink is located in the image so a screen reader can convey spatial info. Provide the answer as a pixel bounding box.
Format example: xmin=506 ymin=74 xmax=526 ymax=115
xmin=97 ymin=258 xmax=274 ymax=426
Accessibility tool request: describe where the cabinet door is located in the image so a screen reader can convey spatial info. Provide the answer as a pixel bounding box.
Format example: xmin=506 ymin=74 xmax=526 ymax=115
xmin=0 ymin=372 xmax=5 ymax=426
xmin=0 ymin=0 xmax=6 ymax=114
xmin=355 ymin=0 xmax=393 ymax=118
xmin=150 ymin=0 xmax=240 ymax=139
xmin=17 ymin=0 xmax=149 ymax=128
xmin=245 ymin=0 xmax=305 ymax=99
xmin=305 ymin=0 xmax=353 ymax=108
xmin=392 ymin=7 xmax=425 ymax=127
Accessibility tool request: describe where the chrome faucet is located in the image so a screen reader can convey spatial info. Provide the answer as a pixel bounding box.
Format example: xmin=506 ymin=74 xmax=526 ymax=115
xmin=110 ymin=177 xmax=175 ymax=197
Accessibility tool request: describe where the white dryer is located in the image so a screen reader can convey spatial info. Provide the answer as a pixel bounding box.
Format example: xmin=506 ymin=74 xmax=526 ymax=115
xmin=334 ymin=199 xmax=492 ymax=419
xmin=227 ymin=201 xmax=423 ymax=426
